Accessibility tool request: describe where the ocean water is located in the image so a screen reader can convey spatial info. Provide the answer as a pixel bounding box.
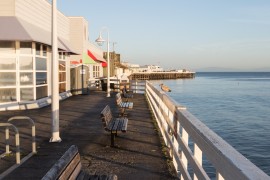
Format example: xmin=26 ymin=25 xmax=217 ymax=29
xmin=153 ymin=72 xmax=270 ymax=176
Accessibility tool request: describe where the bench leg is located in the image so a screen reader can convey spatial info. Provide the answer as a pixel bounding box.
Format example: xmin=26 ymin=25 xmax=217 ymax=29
xmin=111 ymin=132 xmax=115 ymax=147
xmin=119 ymin=108 xmax=127 ymax=117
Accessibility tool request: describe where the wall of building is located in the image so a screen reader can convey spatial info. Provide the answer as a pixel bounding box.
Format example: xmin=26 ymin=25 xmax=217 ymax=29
xmin=14 ymin=0 xmax=70 ymax=41
xmin=0 ymin=0 xmax=15 ymax=16
xmin=69 ymin=17 xmax=84 ymax=54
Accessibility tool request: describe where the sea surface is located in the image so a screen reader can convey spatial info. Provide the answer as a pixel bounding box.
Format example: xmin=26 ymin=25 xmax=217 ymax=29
xmin=153 ymin=72 xmax=270 ymax=176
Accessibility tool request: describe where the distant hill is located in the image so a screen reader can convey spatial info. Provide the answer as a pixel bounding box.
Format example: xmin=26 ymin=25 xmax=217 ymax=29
xmin=195 ymin=67 xmax=270 ymax=72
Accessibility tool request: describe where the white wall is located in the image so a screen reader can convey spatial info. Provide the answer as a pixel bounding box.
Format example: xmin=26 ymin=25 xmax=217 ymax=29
xmin=15 ymin=0 xmax=70 ymax=40
xmin=69 ymin=17 xmax=84 ymax=54
xmin=0 ymin=0 xmax=15 ymax=16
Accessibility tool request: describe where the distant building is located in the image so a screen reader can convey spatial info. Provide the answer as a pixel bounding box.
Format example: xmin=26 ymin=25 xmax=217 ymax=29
xmin=0 ymin=0 xmax=105 ymax=110
xmin=130 ymin=65 xmax=164 ymax=73
xmin=103 ymin=52 xmax=128 ymax=78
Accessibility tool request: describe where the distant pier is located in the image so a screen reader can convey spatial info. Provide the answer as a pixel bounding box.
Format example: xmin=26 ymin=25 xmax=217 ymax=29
xmin=129 ymin=72 xmax=195 ymax=80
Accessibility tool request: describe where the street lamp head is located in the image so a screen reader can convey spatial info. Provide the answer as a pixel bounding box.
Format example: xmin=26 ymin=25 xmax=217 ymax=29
xmin=95 ymin=33 xmax=106 ymax=46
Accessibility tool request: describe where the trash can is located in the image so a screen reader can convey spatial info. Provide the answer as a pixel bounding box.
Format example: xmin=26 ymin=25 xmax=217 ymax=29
xmin=101 ymin=80 xmax=106 ymax=91
xmin=110 ymin=83 xmax=115 ymax=90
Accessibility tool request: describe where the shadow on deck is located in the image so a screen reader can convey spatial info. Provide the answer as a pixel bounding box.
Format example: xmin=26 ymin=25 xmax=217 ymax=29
xmin=0 ymin=91 xmax=177 ymax=180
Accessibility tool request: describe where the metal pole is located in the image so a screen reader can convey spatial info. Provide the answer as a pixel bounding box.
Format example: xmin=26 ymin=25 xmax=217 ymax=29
xmin=106 ymin=32 xmax=110 ymax=97
xmin=50 ymin=0 xmax=61 ymax=142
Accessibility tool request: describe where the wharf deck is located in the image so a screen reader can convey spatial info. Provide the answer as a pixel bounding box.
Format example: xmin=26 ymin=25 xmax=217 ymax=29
xmin=0 ymin=91 xmax=177 ymax=180
xmin=129 ymin=72 xmax=195 ymax=80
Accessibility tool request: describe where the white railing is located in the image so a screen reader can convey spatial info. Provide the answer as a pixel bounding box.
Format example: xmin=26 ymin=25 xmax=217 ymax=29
xmin=145 ymin=81 xmax=269 ymax=180
xmin=0 ymin=116 xmax=37 ymax=179
xmin=129 ymin=80 xmax=146 ymax=94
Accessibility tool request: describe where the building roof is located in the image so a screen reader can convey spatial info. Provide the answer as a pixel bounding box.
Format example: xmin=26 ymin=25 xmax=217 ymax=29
xmin=0 ymin=16 xmax=78 ymax=54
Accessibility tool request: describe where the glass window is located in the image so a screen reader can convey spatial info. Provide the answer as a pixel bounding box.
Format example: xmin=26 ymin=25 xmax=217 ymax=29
xmin=0 ymin=88 xmax=16 ymax=102
xmin=36 ymin=57 xmax=47 ymax=70
xmin=20 ymin=72 xmax=33 ymax=85
xmin=59 ymin=83 xmax=66 ymax=93
xmin=19 ymin=56 xmax=33 ymax=70
xmin=20 ymin=42 xmax=32 ymax=54
xmin=0 ymin=72 xmax=16 ymax=86
xmin=36 ymin=43 xmax=41 ymax=55
xmin=47 ymin=46 xmax=51 ymax=53
xmin=36 ymin=72 xmax=47 ymax=85
xmin=0 ymin=41 xmax=15 ymax=53
xmin=0 ymin=58 xmax=16 ymax=70
xmin=59 ymin=72 xmax=66 ymax=82
xmin=20 ymin=88 xmax=34 ymax=101
xmin=43 ymin=45 xmax=47 ymax=57
xmin=59 ymin=52 xmax=63 ymax=59
xmin=59 ymin=61 xmax=66 ymax=71
xmin=36 ymin=86 xmax=47 ymax=99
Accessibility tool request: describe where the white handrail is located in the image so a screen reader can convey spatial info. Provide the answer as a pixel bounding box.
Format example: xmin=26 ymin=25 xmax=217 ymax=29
xmin=145 ymin=81 xmax=269 ymax=180
xmin=0 ymin=123 xmax=20 ymax=164
xmin=8 ymin=116 xmax=36 ymax=154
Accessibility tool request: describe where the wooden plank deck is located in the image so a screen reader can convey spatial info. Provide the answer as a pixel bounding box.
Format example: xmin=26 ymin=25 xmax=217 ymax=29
xmin=0 ymin=91 xmax=177 ymax=179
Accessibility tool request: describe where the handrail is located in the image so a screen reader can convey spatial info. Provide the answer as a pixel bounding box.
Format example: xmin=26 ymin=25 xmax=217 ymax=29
xmin=7 ymin=116 xmax=36 ymax=154
xmin=0 ymin=123 xmax=20 ymax=164
xmin=145 ymin=81 xmax=269 ymax=180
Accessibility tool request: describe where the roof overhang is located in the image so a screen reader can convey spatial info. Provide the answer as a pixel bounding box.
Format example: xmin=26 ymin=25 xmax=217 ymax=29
xmin=0 ymin=16 xmax=79 ymax=54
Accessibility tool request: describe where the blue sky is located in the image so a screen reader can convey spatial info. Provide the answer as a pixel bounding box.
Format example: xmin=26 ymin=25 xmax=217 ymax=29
xmin=58 ymin=0 xmax=270 ymax=71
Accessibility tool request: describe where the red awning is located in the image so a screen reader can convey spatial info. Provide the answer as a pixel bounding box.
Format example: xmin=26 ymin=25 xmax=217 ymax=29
xmin=87 ymin=50 xmax=107 ymax=67
xmin=87 ymin=50 xmax=98 ymax=61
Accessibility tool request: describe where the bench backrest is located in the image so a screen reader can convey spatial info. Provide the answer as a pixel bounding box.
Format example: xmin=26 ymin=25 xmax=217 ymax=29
xmin=100 ymin=105 xmax=113 ymax=130
xmin=42 ymin=145 xmax=82 ymax=180
xmin=115 ymin=93 xmax=122 ymax=105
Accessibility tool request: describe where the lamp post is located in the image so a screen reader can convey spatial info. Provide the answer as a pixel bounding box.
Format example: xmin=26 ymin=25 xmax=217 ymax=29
xmin=95 ymin=28 xmax=110 ymax=97
xmin=50 ymin=0 xmax=61 ymax=142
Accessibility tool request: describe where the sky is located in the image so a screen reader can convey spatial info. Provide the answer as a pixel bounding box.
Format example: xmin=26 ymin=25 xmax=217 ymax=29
xmin=58 ymin=0 xmax=270 ymax=71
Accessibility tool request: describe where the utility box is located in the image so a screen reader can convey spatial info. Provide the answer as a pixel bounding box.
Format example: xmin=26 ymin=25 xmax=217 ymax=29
xmin=70 ymin=65 xmax=90 ymax=95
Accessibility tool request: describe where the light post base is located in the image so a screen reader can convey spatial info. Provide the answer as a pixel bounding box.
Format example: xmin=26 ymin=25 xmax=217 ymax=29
xmin=49 ymin=132 xmax=62 ymax=142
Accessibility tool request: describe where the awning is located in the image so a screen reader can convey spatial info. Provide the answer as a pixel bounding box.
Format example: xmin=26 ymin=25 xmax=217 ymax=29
xmin=87 ymin=50 xmax=107 ymax=67
xmin=87 ymin=50 xmax=106 ymax=63
xmin=83 ymin=53 xmax=97 ymax=64
xmin=0 ymin=17 xmax=79 ymax=54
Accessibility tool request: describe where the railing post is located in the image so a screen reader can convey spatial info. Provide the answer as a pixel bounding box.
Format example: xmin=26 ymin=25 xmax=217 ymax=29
xmin=181 ymin=128 xmax=188 ymax=180
xmin=32 ymin=123 xmax=36 ymax=153
xmin=5 ymin=127 xmax=10 ymax=154
xmin=15 ymin=131 xmax=20 ymax=164
xmin=135 ymin=80 xmax=138 ymax=93
xmin=194 ymin=144 xmax=202 ymax=180
xmin=216 ymin=172 xmax=225 ymax=180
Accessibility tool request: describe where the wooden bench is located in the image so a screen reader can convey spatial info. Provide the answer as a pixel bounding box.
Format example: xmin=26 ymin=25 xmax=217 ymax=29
xmin=42 ymin=145 xmax=117 ymax=180
xmin=100 ymin=105 xmax=128 ymax=147
xmin=122 ymin=87 xmax=133 ymax=99
xmin=115 ymin=93 xmax=133 ymax=116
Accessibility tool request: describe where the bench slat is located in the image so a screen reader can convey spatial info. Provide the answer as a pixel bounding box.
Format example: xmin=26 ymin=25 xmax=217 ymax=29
xmin=43 ymin=145 xmax=118 ymax=180
xmin=112 ymin=119 xmax=120 ymax=131
xmin=121 ymin=118 xmax=128 ymax=132
xmin=42 ymin=145 xmax=81 ymax=180
xmin=58 ymin=153 xmax=81 ymax=180
xmin=107 ymin=120 xmax=115 ymax=131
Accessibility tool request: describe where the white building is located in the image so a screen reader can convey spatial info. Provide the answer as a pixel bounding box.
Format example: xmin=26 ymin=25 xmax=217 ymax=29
xmin=129 ymin=65 xmax=164 ymax=73
xmin=0 ymin=0 xmax=105 ymax=110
